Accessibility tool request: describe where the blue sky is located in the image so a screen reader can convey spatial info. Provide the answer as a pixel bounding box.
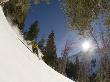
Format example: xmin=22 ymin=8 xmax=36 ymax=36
xmin=24 ymin=0 xmax=80 ymax=56
xmin=23 ymin=0 xmax=107 ymax=57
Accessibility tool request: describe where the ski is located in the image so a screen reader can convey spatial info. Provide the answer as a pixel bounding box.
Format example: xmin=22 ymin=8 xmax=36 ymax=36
xmin=17 ymin=38 xmax=33 ymax=53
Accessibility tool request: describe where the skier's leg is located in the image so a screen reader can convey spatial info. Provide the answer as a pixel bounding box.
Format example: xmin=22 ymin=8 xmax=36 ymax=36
xmin=36 ymin=48 xmax=40 ymax=59
xmin=32 ymin=48 xmax=34 ymax=52
xmin=36 ymin=48 xmax=38 ymax=56
xmin=33 ymin=48 xmax=36 ymax=53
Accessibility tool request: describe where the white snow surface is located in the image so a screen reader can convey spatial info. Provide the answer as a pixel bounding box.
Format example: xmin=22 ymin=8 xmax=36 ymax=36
xmin=0 ymin=6 xmax=74 ymax=82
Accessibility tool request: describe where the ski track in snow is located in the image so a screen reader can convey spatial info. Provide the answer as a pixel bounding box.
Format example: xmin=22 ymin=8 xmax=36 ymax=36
xmin=0 ymin=6 xmax=74 ymax=82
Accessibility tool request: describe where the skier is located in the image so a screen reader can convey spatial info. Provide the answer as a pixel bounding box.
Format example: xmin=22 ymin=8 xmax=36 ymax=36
xmin=28 ymin=40 xmax=43 ymax=59
xmin=31 ymin=40 xmax=38 ymax=54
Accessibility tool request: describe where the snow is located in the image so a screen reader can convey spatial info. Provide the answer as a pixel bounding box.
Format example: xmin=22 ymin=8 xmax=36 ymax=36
xmin=0 ymin=0 xmax=9 ymax=4
xmin=0 ymin=6 xmax=74 ymax=82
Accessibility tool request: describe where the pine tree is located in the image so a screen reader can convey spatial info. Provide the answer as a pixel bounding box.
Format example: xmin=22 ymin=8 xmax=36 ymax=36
xmin=89 ymin=58 xmax=97 ymax=82
xmin=44 ymin=31 xmax=57 ymax=69
xmin=38 ymin=36 xmax=45 ymax=54
xmin=58 ymin=40 xmax=72 ymax=76
xmin=66 ymin=61 xmax=77 ymax=80
xmin=66 ymin=56 xmax=79 ymax=81
xmin=25 ymin=21 xmax=39 ymax=41
xmin=75 ymin=56 xmax=79 ymax=81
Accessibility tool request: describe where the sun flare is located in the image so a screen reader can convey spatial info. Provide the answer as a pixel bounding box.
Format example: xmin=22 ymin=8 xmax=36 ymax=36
xmin=82 ymin=41 xmax=91 ymax=52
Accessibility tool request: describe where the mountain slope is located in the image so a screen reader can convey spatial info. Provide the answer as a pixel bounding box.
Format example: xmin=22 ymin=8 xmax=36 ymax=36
xmin=0 ymin=6 xmax=74 ymax=82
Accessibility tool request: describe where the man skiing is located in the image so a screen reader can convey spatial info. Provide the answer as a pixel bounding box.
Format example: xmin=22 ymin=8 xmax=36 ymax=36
xmin=28 ymin=40 xmax=43 ymax=59
xmin=31 ymin=40 xmax=38 ymax=54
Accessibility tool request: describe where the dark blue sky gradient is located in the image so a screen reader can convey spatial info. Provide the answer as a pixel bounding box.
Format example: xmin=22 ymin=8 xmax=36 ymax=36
xmin=24 ymin=0 xmax=80 ymax=56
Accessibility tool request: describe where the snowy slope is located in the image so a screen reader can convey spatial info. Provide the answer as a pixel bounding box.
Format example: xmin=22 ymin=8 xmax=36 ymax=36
xmin=0 ymin=6 xmax=74 ymax=82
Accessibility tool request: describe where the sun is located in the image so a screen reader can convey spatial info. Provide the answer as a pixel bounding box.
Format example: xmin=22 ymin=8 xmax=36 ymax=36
xmin=82 ymin=41 xmax=91 ymax=52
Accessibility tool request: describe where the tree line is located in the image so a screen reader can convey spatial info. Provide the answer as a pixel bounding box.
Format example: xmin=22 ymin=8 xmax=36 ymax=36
xmin=23 ymin=20 xmax=79 ymax=81
xmin=60 ymin=0 xmax=110 ymax=82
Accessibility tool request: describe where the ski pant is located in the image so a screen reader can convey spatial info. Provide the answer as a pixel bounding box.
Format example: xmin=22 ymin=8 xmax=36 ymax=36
xmin=32 ymin=48 xmax=38 ymax=56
